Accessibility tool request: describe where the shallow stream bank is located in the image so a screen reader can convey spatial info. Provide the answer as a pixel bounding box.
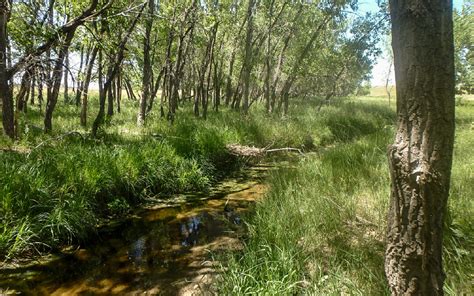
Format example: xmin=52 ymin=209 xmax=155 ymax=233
xmin=0 ymin=164 xmax=279 ymax=295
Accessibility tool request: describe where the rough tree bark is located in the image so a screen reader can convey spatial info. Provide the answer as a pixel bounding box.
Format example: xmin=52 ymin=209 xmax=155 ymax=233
xmin=385 ymin=0 xmax=455 ymax=295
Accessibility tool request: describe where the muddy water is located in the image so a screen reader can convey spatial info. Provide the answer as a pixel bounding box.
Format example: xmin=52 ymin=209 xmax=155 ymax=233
xmin=0 ymin=165 xmax=272 ymax=295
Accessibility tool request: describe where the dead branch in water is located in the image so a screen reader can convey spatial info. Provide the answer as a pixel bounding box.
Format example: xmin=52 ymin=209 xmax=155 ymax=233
xmin=226 ymin=144 xmax=304 ymax=157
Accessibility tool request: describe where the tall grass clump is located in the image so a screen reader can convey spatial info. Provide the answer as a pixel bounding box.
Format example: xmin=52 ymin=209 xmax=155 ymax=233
xmin=0 ymin=137 xmax=212 ymax=258
xmin=218 ymin=99 xmax=473 ymax=295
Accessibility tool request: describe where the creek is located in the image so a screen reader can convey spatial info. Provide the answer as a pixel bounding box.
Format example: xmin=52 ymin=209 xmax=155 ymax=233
xmin=0 ymin=164 xmax=275 ymax=295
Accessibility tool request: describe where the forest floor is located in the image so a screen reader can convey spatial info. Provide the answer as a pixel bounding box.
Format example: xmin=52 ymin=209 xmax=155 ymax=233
xmin=0 ymin=91 xmax=472 ymax=295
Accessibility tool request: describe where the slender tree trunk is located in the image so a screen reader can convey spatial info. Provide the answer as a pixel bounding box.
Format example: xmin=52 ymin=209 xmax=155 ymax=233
xmin=16 ymin=68 xmax=32 ymax=113
xmin=0 ymin=0 xmax=14 ymax=139
xmin=80 ymin=46 xmax=98 ymax=127
xmin=38 ymin=67 xmax=44 ymax=113
xmin=115 ymin=74 xmax=121 ymax=113
xmin=147 ymin=67 xmax=164 ymax=114
xmin=125 ymin=79 xmax=137 ymax=101
xmin=44 ymin=30 xmax=75 ymax=133
xmin=63 ymin=50 xmax=69 ymax=103
xmin=225 ymin=51 xmax=236 ymax=106
xmin=138 ymin=0 xmax=154 ymax=126
xmin=241 ymin=0 xmax=255 ymax=114
xmin=385 ymin=0 xmax=455 ymax=295
xmin=30 ymin=67 xmax=36 ymax=105
xmin=106 ymin=66 xmax=114 ymax=117
xmin=45 ymin=0 xmax=54 ymax=106
xmin=75 ymin=45 xmax=87 ymax=106
xmin=279 ymin=14 xmax=332 ymax=115
xmin=92 ymin=5 xmax=143 ymax=136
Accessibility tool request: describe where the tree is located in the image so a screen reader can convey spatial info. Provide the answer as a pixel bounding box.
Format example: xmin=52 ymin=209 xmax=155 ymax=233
xmin=137 ymin=0 xmax=155 ymax=127
xmin=0 ymin=0 xmax=13 ymax=138
xmin=453 ymin=1 xmax=473 ymax=94
xmin=0 ymin=0 xmax=112 ymax=138
xmin=386 ymin=0 xmax=455 ymax=294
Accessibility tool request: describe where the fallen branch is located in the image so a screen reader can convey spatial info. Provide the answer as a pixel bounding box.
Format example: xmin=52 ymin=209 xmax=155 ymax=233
xmin=226 ymin=144 xmax=304 ymax=157
xmin=265 ymin=147 xmax=304 ymax=156
xmin=27 ymin=131 xmax=85 ymax=158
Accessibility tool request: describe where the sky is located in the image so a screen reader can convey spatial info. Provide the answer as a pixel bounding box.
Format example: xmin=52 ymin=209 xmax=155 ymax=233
xmin=359 ymin=0 xmax=466 ymax=86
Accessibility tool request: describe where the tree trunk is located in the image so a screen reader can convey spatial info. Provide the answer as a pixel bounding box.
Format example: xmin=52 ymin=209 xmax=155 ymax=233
xmin=30 ymin=67 xmax=36 ymax=105
xmin=75 ymin=44 xmax=87 ymax=106
xmin=92 ymin=5 xmax=143 ymax=136
xmin=115 ymin=74 xmax=121 ymax=113
xmin=16 ymin=68 xmax=32 ymax=113
xmin=106 ymin=69 xmax=114 ymax=116
xmin=44 ymin=30 xmax=75 ymax=133
xmin=38 ymin=67 xmax=44 ymax=113
xmin=63 ymin=50 xmax=69 ymax=103
xmin=241 ymin=0 xmax=255 ymax=114
xmin=0 ymin=0 xmax=14 ymax=139
xmin=385 ymin=0 xmax=455 ymax=295
xmin=80 ymin=46 xmax=98 ymax=127
xmin=147 ymin=66 xmax=164 ymax=114
xmin=137 ymin=0 xmax=154 ymax=126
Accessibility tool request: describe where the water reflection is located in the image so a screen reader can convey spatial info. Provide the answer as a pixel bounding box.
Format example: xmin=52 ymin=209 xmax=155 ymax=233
xmin=0 ymin=166 xmax=270 ymax=295
xmin=181 ymin=216 xmax=201 ymax=247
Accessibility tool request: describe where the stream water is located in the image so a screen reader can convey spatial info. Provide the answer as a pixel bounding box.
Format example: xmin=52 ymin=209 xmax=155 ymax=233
xmin=0 ymin=165 xmax=272 ymax=295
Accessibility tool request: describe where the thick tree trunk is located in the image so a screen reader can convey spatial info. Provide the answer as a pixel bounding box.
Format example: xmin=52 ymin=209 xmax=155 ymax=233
xmin=385 ymin=0 xmax=455 ymax=295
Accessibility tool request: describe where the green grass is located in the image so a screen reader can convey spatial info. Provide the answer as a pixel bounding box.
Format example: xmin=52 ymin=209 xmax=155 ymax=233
xmin=0 ymin=95 xmax=346 ymax=259
xmin=217 ymin=96 xmax=473 ymax=295
xmin=1 ymin=93 xmax=472 ymax=294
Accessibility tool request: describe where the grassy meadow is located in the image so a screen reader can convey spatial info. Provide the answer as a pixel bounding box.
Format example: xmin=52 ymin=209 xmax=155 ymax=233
xmin=0 ymin=90 xmax=472 ymax=295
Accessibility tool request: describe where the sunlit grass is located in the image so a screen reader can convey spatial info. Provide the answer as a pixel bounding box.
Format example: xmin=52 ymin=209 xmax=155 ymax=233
xmin=218 ymin=97 xmax=473 ymax=295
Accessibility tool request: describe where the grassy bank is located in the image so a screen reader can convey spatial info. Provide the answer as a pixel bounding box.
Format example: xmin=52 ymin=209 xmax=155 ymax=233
xmin=218 ymin=98 xmax=473 ymax=295
xmin=1 ymin=97 xmax=348 ymax=259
